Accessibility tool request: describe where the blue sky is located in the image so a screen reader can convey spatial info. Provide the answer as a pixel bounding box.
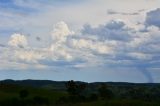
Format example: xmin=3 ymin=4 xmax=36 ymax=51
xmin=0 ymin=0 xmax=160 ymax=83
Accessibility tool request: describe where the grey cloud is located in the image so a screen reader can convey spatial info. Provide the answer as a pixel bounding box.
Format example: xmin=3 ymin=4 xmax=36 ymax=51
xmin=145 ymin=8 xmax=160 ymax=28
xmin=82 ymin=20 xmax=132 ymax=41
xmin=123 ymin=12 xmax=139 ymax=15
xmin=107 ymin=9 xmax=118 ymax=15
xmin=39 ymin=59 xmax=73 ymax=66
xmin=107 ymin=9 xmax=139 ymax=16
xmin=138 ymin=9 xmax=146 ymax=12
xmin=106 ymin=20 xmax=125 ymax=29
xmin=0 ymin=44 xmax=6 ymax=48
xmin=38 ymin=58 xmax=85 ymax=67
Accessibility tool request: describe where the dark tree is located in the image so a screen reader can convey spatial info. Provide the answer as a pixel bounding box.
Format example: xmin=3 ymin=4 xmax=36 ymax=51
xmin=66 ymin=80 xmax=78 ymax=96
xmin=66 ymin=80 xmax=87 ymax=96
xmin=65 ymin=80 xmax=87 ymax=102
xmin=77 ymin=83 xmax=86 ymax=96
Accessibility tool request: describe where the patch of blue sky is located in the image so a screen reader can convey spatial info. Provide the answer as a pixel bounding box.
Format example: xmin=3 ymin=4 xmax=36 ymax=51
xmin=51 ymin=0 xmax=87 ymax=6
xmin=0 ymin=0 xmax=13 ymax=4
xmin=0 ymin=29 xmax=18 ymax=35
xmin=0 ymin=1 xmax=38 ymax=14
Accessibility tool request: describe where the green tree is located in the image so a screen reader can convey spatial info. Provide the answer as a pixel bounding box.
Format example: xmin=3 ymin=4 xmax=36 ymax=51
xmin=66 ymin=80 xmax=87 ymax=96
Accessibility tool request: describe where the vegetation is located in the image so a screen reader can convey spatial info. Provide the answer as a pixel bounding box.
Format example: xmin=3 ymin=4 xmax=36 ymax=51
xmin=0 ymin=80 xmax=160 ymax=106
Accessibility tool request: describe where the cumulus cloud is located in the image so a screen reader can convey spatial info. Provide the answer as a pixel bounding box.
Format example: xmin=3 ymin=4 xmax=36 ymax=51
xmin=4 ymin=20 xmax=160 ymax=68
xmin=2 ymin=21 xmax=117 ymax=69
xmin=8 ymin=33 xmax=28 ymax=48
xmin=14 ymin=49 xmax=45 ymax=63
xmin=50 ymin=44 xmax=73 ymax=61
xmin=69 ymin=38 xmax=113 ymax=54
xmin=48 ymin=21 xmax=115 ymax=64
xmin=2 ymin=22 xmax=76 ymax=67
xmin=51 ymin=21 xmax=74 ymax=43
xmin=145 ymin=8 xmax=160 ymax=28
xmin=49 ymin=21 xmax=74 ymax=61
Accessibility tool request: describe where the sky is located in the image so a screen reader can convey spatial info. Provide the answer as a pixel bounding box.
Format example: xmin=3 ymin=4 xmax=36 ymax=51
xmin=0 ymin=0 xmax=160 ymax=83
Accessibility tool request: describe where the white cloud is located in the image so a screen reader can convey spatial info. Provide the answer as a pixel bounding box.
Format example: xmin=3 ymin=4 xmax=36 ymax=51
xmin=14 ymin=49 xmax=44 ymax=63
xmin=69 ymin=38 xmax=113 ymax=54
xmin=50 ymin=44 xmax=73 ymax=61
xmin=49 ymin=21 xmax=74 ymax=61
xmin=51 ymin=21 xmax=74 ymax=43
xmin=8 ymin=33 xmax=28 ymax=48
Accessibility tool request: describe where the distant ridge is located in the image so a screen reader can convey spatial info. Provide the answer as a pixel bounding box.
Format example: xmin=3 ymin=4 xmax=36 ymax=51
xmin=0 ymin=79 xmax=160 ymax=88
